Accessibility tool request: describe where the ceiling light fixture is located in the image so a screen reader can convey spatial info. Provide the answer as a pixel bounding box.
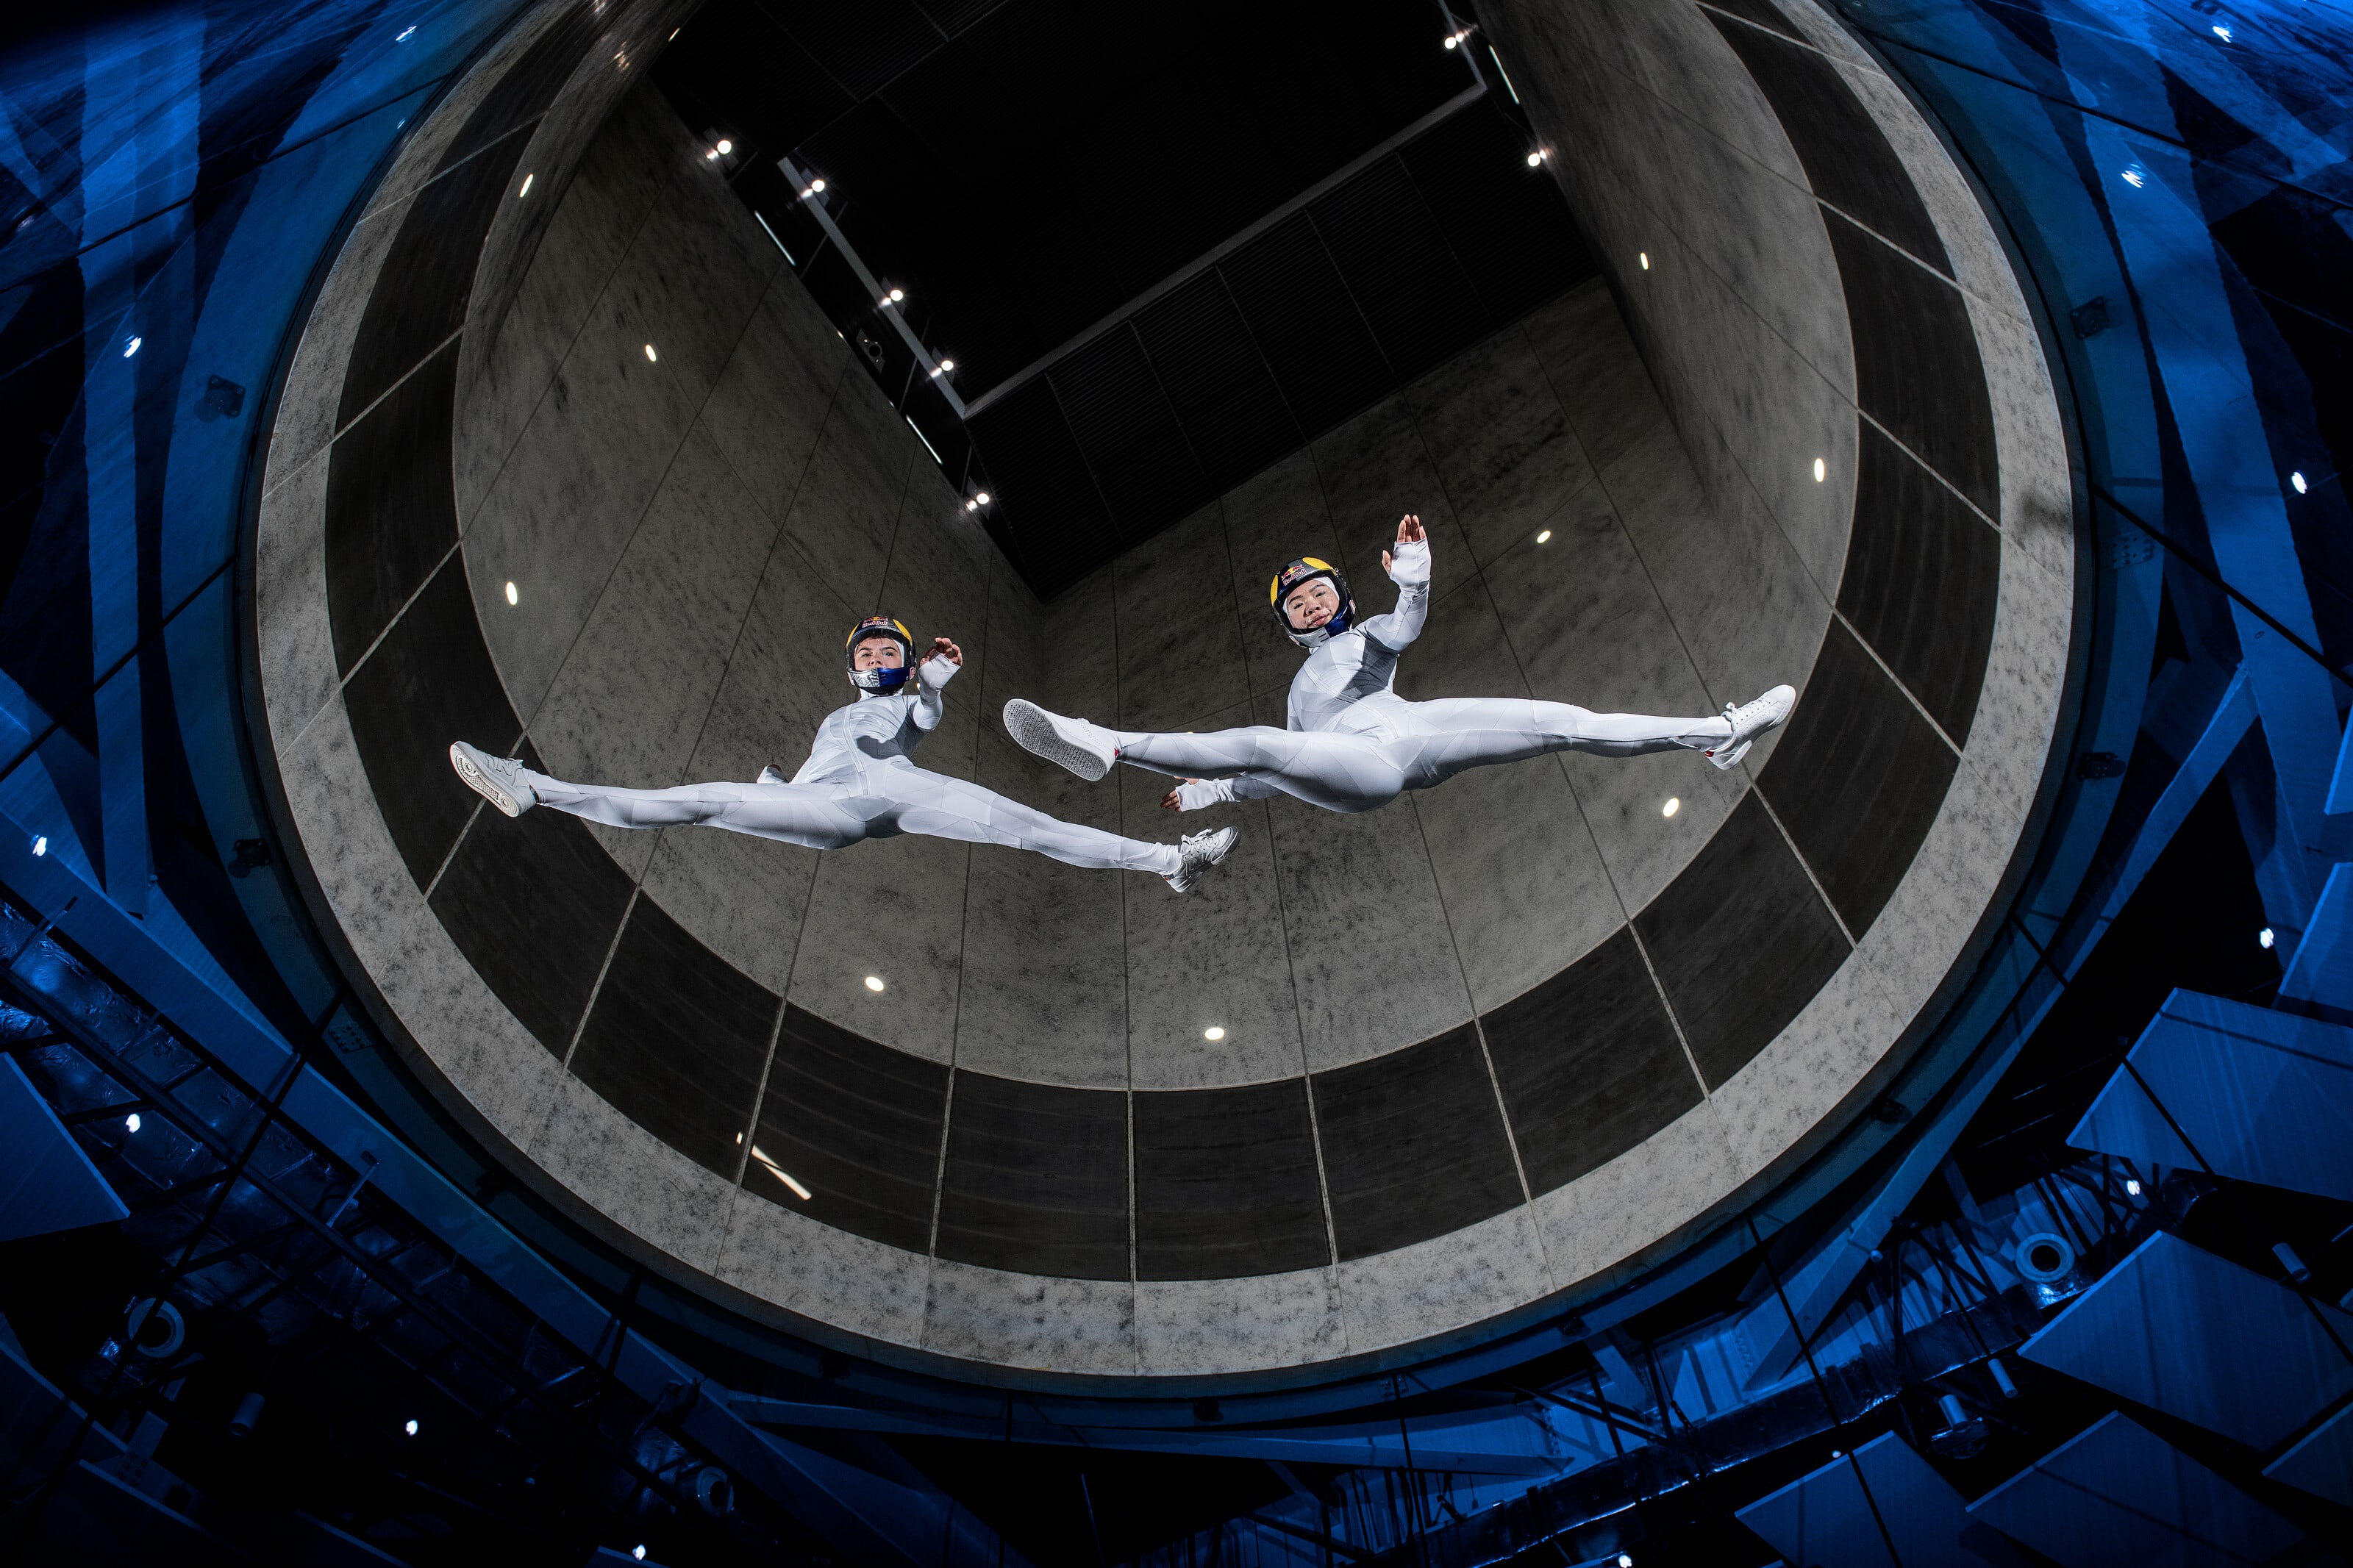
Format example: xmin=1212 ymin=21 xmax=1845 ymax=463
xmin=1813 ymin=457 xmax=1827 ymax=482
xmin=644 ymin=343 xmax=657 ymax=361
xmin=974 ymin=491 xmax=990 ymax=505
xmin=1443 ymin=27 xmax=1472 ymax=49
xmin=504 ymin=581 xmax=518 ymax=605
xmin=32 ymin=836 xmax=46 ymax=856
xmin=2121 ymin=166 xmax=2145 ymax=187
xmin=126 ymin=1113 xmax=141 ymax=1133
xmin=1639 ymin=252 xmax=1650 ymax=270
xmin=1535 ymin=529 xmax=1552 ymax=543
xmin=2124 ymin=1178 xmax=2142 ymax=1196
xmin=2290 ymin=470 xmax=2307 ymax=493
xmin=124 ymin=336 xmax=142 ymax=357
xmin=717 ymin=139 xmax=732 ymax=154
xmin=1204 ymin=1026 xmax=1226 ymax=1041
xmin=2259 ymin=927 xmax=2275 ymax=949
xmin=404 ymin=1419 xmax=419 ymax=1436
xmin=518 ymin=173 xmax=533 ymax=197
xmin=865 ymin=975 xmax=885 ymax=991
xmin=1663 ymin=797 xmax=1680 ymax=817
xmin=1527 ymin=149 xmax=1546 ymax=167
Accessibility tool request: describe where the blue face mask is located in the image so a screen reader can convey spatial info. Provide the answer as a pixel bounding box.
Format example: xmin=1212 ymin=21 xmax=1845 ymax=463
xmin=849 ymin=662 xmax=911 ymax=692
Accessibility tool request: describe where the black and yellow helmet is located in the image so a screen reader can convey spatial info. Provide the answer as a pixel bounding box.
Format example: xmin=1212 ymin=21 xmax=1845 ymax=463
xmin=1268 ymin=557 xmax=1355 ymax=649
xmin=845 ymin=615 xmax=915 ymax=692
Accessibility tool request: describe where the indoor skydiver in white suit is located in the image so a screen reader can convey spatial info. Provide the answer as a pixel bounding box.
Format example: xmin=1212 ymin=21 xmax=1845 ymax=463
xmin=448 ymin=617 xmax=1239 ymax=892
xmin=1003 ymin=514 xmax=1796 ymax=815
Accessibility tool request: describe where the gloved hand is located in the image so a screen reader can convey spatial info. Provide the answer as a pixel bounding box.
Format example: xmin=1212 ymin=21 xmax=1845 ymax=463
xmin=918 ymin=654 xmax=959 ymax=692
xmin=1385 ymin=536 xmax=1431 ymax=588
xmin=1174 ymin=778 xmax=1228 ymax=812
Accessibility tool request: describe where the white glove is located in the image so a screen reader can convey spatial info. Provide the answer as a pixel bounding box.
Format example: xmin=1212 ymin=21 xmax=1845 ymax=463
xmin=918 ymin=654 xmax=959 ymax=692
xmin=1174 ymin=779 xmax=1229 ymax=812
xmin=1386 ymin=537 xmax=1432 ymax=588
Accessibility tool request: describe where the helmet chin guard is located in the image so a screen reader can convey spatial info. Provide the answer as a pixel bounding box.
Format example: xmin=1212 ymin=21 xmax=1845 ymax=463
xmin=1268 ymin=558 xmax=1354 ymax=649
xmin=845 ymin=615 xmax=915 ymax=692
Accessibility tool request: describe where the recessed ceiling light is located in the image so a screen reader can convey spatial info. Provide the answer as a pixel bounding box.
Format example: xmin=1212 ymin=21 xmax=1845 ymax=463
xmin=865 ymin=975 xmax=885 ymax=991
xmin=974 ymin=491 xmax=990 ymax=505
xmin=643 ymin=343 xmax=657 ymax=361
xmin=518 ymin=173 xmax=533 ymax=197
xmin=126 ymin=1113 xmax=141 ymax=1133
xmin=716 ymin=139 xmax=732 ymax=154
xmin=504 ymin=580 xmax=518 ymax=605
xmin=1203 ymin=1026 xmax=1226 ymax=1041
xmin=1663 ymin=797 xmax=1680 ymax=817
xmin=2290 ymin=470 xmax=2307 ymax=493
xmin=1638 ymin=252 xmax=1650 ymax=270
xmin=1526 ymin=150 xmax=1545 ymax=167
xmin=1535 ymin=529 xmax=1552 ymax=543
xmin=1813 ymin=457 xmax=1827 ymax=482
xmin=2258 ymin=927 xmax=2275 ymax=949
xmin=404 ymin=1419 xmax=419 ymax=1436
xmin=2124 ymin=1178 xmax=2142 ymax=1196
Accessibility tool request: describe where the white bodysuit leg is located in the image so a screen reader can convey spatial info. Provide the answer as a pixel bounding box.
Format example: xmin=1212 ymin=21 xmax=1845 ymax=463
xmin=523 ymin=761 xmax=1181 ymax=875
xmin=1113 ymin=697 xmax=1730 ymax=813
xmin=1393 ymin=697 xmax=1729 ymax=786
xmin=1114 ymin=726 xmax=1405 ymax=813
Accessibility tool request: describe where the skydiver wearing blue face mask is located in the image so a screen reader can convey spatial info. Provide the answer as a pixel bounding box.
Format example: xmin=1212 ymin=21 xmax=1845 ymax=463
xmin=448 ymin=616 xmax=1238 ymax=892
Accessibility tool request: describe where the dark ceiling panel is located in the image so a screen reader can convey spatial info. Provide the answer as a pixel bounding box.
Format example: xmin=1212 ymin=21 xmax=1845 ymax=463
xmin=1219 ymin=211 xmax=1395 ymax=440
xmin=657 ymin=5 xmax=853 ymax=160
xmin=1404 ymin=103 xmax=1593 ymax=324
xmin=760 ymin=0 xmax=946 ymax=99
xmin=1131 ymin=271 xmax=1305 ymax=495
xmin=668 ymin=0 xmax=1593 ymax=598
xmin=965 ymin=377 xmax=1113 ymax=588
xmin=1048 ymin=326 xmax=1211 ymax=540
xmin=1310 ymin=156 xmax=1488 ymax=384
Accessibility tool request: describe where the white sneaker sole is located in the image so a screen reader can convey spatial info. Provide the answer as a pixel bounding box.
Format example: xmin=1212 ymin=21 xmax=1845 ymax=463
xmin=449 ymin=742 xmax=529 ymax=817
xmin=1004 ymin=699 xmax=1116 ymax=782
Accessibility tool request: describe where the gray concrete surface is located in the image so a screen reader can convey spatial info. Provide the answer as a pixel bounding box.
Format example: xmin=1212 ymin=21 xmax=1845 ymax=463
xmin=254 ymin=0 xmax=2074 ymax=1379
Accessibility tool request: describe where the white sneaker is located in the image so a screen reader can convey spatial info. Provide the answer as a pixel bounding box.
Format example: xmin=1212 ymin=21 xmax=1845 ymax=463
xmin=756 ymin=764 xmax=788 ymax=785
xmin=1003 ymin=699 xmax=1121 ymax=782
xmin=449 ymin=741 xmax=537 ymax=816
xmin=1706 ymin=684 xmax=1796 ymax=770
xmin=1166 ymin=826 xmax=1239 ymax=894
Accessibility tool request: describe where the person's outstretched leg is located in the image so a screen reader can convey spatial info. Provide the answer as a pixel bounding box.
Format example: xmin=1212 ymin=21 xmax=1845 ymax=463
xmin=449 ymin=742 xmax=869 ymax=850
xmin=1001 ymin=701 xmax=1404 ymax=813
xmin=874 ymin=767 xmax=1239 ymax=890
xmin=1397 ymin=687 xmax=1793 ymax=786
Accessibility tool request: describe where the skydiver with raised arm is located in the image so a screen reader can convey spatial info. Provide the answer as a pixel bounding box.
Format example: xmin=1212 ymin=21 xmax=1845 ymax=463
xmin=449 ymin=617 xmax=1238 ymax=892
xmin=1001 ymin=515 xmax=1794 ymax=815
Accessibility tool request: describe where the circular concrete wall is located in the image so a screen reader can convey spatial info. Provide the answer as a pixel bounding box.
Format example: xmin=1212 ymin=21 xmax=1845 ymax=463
xmin=252 ymin=0 xmax=2073 ymax=1381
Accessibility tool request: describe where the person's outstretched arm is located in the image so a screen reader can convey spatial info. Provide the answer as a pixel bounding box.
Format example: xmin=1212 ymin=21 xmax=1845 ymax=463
xmin=911 ymin=637 xmax=962 ymax=731
xmin=1355 ymin=513 xmax=1430 ymax=651
xmin=1160 ymin=774 xmax=1282 ymax=811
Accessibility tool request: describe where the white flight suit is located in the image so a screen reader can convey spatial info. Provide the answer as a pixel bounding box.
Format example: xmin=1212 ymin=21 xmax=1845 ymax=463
xmin=1118 ymin=540 xmax=1733 ymax=815
xmin=521 ymin=656 xmax=1184 ymax=875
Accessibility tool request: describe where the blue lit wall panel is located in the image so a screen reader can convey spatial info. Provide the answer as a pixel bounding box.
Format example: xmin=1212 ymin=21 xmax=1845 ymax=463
xmin=1738 ymin=1433 xmax=2027 ymax=1568
xmin=2021 ymin=1231 xmax=2353 ymax=1449
xmin=0 ymin=1058 xmax=128 ymax=1242
xmin=2264 ymin=1401 xmax=2353 ymax=1509
xmin=1967 ymin=1413 xmax=2305 ymax=1568
xmin=2068 ymin=988 xmax=2353 ymax=1202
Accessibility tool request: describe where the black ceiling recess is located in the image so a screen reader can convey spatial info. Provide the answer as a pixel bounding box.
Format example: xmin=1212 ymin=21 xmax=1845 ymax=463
xmin=657 ymin=0 xmax=1594 ymax=596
